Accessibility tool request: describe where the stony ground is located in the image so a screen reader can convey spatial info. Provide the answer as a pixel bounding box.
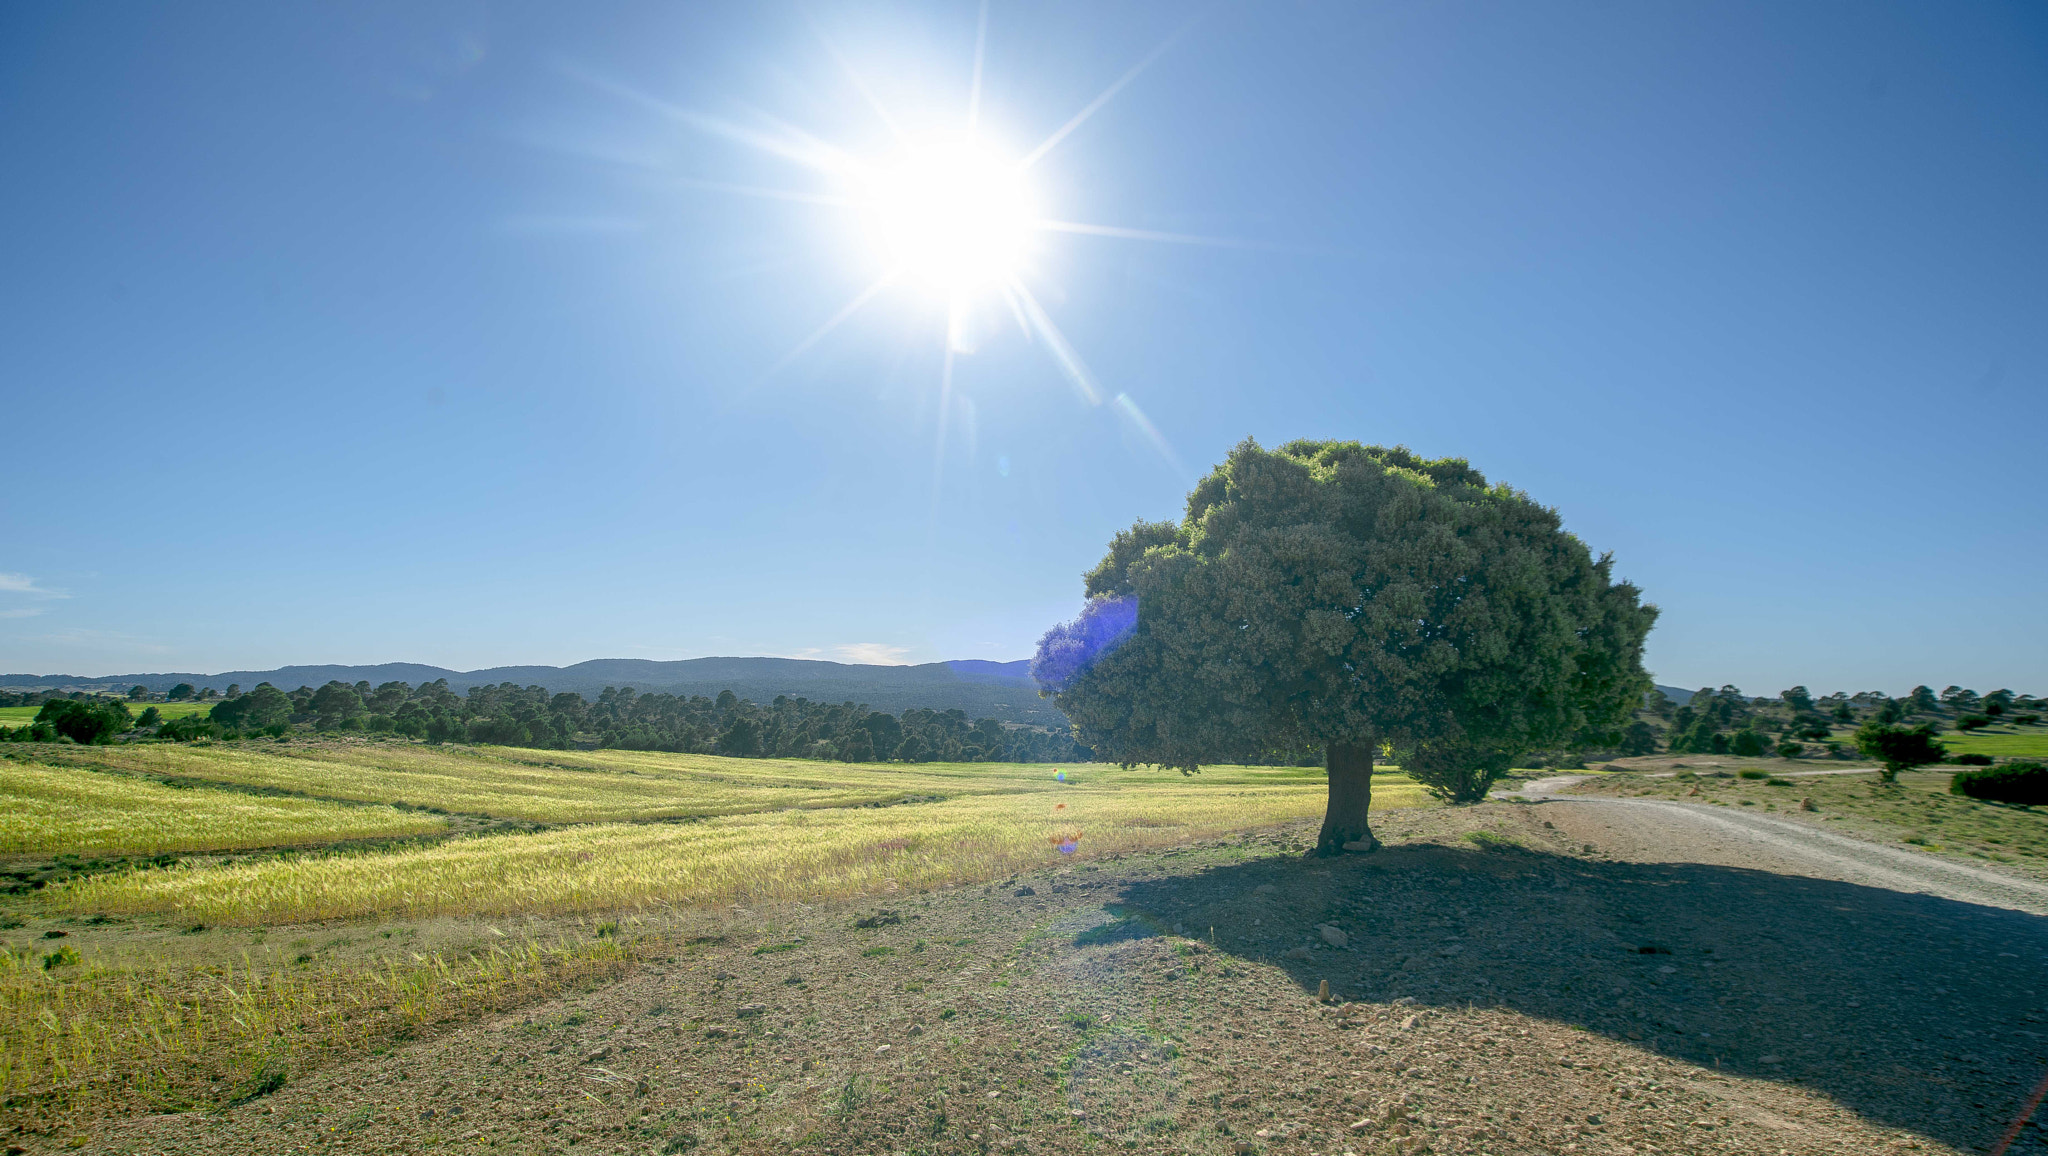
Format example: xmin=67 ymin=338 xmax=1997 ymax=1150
xmin=29 ymin=795 xmax=2048 ymax=1156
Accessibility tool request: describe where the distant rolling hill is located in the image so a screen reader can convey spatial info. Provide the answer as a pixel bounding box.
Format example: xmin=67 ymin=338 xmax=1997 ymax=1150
xmin=0 ymin=657 xmax=1063 ymax=725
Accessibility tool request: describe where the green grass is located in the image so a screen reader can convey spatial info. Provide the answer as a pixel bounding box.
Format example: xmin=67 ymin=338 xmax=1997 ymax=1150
xmin=1937 ymin=726 xmax=2048 ymax=760
xmin=0 ymin=701 xmax=211 ymax=725
xmin=1821 ymin=723 xmax=2048 ymax=762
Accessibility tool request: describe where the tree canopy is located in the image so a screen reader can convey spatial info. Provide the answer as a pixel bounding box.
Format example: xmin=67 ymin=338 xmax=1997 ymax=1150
xmin=210 ymin=684 xmax=295 ymax=733
xmin=34 ymin=699 xmax=131 ymax=745
xmin=1035 ymin=438 xmax=1657 ymax=853
xmin=1854 ymin=720 xmax=1947 ymax=782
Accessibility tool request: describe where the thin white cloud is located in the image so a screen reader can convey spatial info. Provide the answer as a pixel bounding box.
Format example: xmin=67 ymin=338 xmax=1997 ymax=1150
xmin=831 ymin=643 xmax=911 ymax=666
xmin=0 ymin=608 xmax=44 ymax=619
xmin=0 ymin=572 xmax=66 ymax=597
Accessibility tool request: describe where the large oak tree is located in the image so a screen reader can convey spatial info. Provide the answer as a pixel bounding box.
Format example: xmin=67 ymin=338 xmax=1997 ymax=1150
xmin=1034 ymin=438 xmax=1658 ymax=854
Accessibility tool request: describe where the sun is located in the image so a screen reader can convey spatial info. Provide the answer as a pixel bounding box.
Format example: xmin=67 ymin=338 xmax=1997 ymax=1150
xmin=596 ymin=9 xmax=1217 ymax=467
xmin=859 ymin=135 xmax=1036 ymax=294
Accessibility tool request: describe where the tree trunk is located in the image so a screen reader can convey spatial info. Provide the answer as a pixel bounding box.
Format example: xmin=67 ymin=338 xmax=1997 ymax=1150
xmin=1315 ymin=740 xmax=1378 ymax=856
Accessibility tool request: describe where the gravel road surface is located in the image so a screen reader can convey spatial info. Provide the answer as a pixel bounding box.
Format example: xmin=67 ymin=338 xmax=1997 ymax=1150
xmin=1508 ymin=773 xmax=2048 ymax=915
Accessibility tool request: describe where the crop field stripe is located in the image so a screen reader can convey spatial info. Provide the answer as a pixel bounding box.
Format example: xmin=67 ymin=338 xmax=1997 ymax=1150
xmin=0 ymin=761 xmax=448 ymax=855
xmin=54 ymin=778 xmax=1428 ymax=924
xmin=9 ymin=744 xmax=1387 ymax=826
xmin=0 ymin=702 xmax=212 ymax=724
xmin=0 ymin=929 xmax=634 ymax=1118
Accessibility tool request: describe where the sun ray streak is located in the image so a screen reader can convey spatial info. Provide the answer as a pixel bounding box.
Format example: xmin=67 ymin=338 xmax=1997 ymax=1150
xmin=560 ymin=63 xmax=858 ymax=175
xmin=704 ymin=103 xmax=865 ymax=176
xmin=1034 ymin=218 xmax=1264 ymax=249
xmin=1019 ymin=11 xmax=1207 ymax=169
xmin=1114 ymin=392 xmax=1187 ymax=474
xmin=766 ymin=271 xmax=900 ymax=378
xmin=967 ymin=0 xmax=991 ymax=133
xmin=812 ymin=25 xmax=911 ymax=148
xmin=998 ymin=280 xmax=1033 ymax=340
xmin=664 ymin=176 xmax=854 ymax=208
xmin=929 ymin=345 xmax=958 ymax=543
xmin=1008 ymin=277 xmax=1102 ymax=406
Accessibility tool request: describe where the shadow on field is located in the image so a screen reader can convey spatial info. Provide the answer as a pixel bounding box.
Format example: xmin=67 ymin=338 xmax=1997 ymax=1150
xmin=1116 ymin=838 xmax=2048 ymax=1155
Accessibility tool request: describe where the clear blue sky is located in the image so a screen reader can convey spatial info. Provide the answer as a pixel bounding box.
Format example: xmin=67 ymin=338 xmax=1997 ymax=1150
xmin=3 ymin=1 xmax=2044 ymax=696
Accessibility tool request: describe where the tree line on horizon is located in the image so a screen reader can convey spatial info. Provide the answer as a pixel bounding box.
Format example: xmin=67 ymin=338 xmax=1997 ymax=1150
xmin=1649 ymin=683 xmax=2042 ymax=758
xmin=0 ymin=679 xmax=1090 ymax=763
xmin=5 ymin=675 xmax=2038 ymax=768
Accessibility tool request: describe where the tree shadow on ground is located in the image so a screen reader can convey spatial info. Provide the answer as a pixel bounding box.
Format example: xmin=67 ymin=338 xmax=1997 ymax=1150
xmin=1114 ymin=837 xmax=2048 ymax=1154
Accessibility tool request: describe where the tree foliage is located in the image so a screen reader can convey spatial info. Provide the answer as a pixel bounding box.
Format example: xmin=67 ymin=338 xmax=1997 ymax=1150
xmin=1854 ymin=720 xmax=1946 ymax=783
xmin=1035 ymin=438 xmax=1657 ymax=848
xmin=1950 ymin=761 xmax=2048 ymax=805
xmin=308 ymin=682 xmax=365 ymax=729
xmin=210 ymin=684 xmax=295 ymax=733
xmin=1668 ymin=686 xmax=1753 ymax=753
xmin=34 ymin=699 xmax=131 ymax=745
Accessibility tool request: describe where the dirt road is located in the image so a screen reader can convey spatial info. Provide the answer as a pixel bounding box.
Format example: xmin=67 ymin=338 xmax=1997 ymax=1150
xmin=1509 ymin=773 xmax=2048 ymax=915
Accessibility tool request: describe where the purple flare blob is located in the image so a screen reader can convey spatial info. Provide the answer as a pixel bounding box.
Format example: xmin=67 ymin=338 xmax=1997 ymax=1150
xmin=1031 ymin=596 xmax=1138 ymax=693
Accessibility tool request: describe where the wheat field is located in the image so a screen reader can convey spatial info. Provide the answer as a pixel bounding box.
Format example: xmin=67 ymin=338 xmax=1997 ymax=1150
xmin=16 ymin=743 xmax=1145 ymax=826
xmin=1 ymin=740 xmax=1426 ymax=1132
xmin=55 ymin=772 xmax=1425 ymax=924
xmin=0 ymin=760 xmax=446 ymax=855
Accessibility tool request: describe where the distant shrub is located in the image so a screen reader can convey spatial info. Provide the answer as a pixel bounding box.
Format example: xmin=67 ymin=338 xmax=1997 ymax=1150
xmin=158 ymin=716 xmax=217 ymax=742
xmin=2016 ymin=713 xmax=2041 ymax=726
xmin=1775 ymin=740 xmax=1804 ymax=759
xmin=1737 ymin=769 xmax=1769 ymax=780
xmin=1956 ymin=715 xmax=1992 ymax=732
xmin=1950 ymin=761 xmax=2048 ymax=805
xmin=35 ymin=699 xmax=131 ymax=745
xmin=1949 ymin=753 xmax=1994 ymax=766
xmin=1731 ymin=730 xmax=1770 ymax=757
